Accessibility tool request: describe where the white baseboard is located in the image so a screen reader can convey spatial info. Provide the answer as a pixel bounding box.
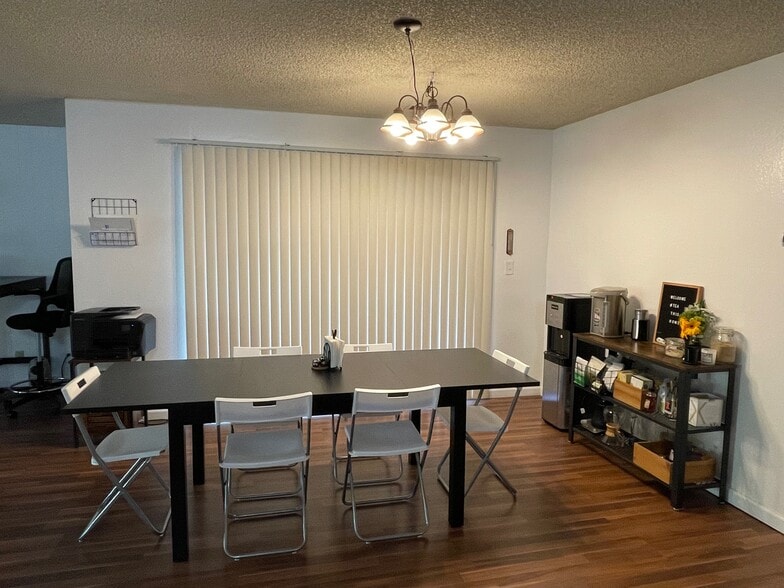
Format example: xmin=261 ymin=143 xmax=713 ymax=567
xmin=727 ymin=490 xmax=784 ymax=535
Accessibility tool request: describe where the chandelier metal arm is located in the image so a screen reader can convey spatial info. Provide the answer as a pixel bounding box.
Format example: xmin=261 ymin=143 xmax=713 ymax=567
xmin=442 ymin=94 xmax=470 ymax=119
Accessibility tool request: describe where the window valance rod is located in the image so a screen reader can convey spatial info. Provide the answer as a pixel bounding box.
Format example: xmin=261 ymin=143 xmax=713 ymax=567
xmin=160 ymin=138 xmax=499 ymax=163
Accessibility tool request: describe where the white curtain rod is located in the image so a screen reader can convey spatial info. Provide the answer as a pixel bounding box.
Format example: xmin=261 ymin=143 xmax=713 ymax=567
xmin=159 ymin=138 xmax=499 ymax=163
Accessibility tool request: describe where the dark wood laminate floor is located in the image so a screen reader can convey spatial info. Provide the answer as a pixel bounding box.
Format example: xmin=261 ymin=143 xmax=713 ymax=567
xmin=1 ymin=395 xmax=782 ymax=587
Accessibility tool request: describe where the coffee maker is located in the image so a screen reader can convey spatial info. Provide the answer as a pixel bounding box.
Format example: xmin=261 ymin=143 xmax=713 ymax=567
xmin=542 ymin=293 xmax=591 ymax=429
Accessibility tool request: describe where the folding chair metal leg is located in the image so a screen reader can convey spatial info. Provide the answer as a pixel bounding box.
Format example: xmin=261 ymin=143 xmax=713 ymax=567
xmin=436 ymin=437 xmax=517 ymax=497
xmin=465 ymin=434 xmax=517 ymax=496
xmin=79 ymin=457 xmax=171 ymax=541
xmin=344 ymin=452 xmax=429 ymax=543
xmin=222 ymin=463 xmax=308 ymax=559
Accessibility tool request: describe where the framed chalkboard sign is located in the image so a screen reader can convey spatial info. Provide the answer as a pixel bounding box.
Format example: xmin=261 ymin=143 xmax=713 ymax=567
xmin=654 ymin=282 xmax=704 ymax=344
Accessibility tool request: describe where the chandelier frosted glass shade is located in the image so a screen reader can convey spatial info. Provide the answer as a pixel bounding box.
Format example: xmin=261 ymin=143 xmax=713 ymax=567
xmin=380 ymin=109 xmax=414 ymax=137
xmin=452 ymin=110 xmax=485 ymax=140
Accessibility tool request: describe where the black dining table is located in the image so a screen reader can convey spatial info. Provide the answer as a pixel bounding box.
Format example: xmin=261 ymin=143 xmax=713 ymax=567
xmin=63 ymin=347 xmax=539 ymax=562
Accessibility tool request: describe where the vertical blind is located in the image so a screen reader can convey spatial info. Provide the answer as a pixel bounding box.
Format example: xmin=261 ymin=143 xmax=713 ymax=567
xmin=178 ymin=144 xmax=495 ymax=358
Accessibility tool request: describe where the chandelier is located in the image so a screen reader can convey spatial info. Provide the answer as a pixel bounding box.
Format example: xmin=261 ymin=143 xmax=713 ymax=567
xmin=380 ymin=18 xmax=484 ymax=145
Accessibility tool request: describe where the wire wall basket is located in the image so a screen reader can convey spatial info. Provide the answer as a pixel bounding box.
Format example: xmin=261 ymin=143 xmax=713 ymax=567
xmin=89 ymin=197 xmax=138 ymax=247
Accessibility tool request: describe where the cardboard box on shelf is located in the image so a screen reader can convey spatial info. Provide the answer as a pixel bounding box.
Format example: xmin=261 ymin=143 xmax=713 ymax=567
xmin=688 ymin=393 xmax=724 ymax=427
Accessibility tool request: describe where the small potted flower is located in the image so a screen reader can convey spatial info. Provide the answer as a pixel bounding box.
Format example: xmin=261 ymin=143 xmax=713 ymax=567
xmin=678 ymin=301 xmax=716 ymax=364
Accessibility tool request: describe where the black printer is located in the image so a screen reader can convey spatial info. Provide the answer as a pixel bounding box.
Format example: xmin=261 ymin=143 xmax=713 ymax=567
xmin=71 ymin=307 xmax=156 ymax=360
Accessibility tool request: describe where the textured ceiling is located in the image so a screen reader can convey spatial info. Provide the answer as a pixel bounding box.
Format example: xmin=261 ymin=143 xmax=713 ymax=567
xmin=2 ymin=0 xmax=784 ymax=129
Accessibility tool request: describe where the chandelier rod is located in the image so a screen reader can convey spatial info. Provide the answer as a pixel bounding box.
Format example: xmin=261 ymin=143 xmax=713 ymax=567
xmin=405 ymin=25 xmax=420 ymax=104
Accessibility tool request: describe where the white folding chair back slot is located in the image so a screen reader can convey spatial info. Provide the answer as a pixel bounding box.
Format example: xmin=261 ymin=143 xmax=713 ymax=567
xmin=215 ymin=392 xmax=312 ymax=559
xmin=341 ymin=384 xmax=440 ymax=543
xmin=232 ymin=346 xmax=302 ymax=357
xmin=61 ymin=366 xmax=171 ymax=542
xmin=436 ymin=349 xmax=530 ymax=497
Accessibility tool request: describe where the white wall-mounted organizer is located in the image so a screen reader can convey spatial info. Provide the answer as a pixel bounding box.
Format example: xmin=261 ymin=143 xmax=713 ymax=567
xmin=89 ymin=197 xmax=138 ymax=246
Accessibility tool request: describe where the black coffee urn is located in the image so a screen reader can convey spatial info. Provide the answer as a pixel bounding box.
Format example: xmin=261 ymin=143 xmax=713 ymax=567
xmin=542 ymin=293 xmax=591 ymax=429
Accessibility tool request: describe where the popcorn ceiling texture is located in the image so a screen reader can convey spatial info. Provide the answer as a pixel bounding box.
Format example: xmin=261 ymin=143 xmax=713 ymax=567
xmin=2 ymin=0 xmax=783 ymax=128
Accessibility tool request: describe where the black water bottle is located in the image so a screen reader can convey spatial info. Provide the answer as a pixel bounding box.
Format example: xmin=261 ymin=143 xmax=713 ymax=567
xmin=631 ymin=309 xmax=649 ymax=341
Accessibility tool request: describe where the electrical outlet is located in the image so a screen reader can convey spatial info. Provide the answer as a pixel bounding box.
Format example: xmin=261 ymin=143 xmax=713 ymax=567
xmin=14 ymin=350 xmax=24 ymax=358
xmin=505 ymin=260 xmax=514 ymax=275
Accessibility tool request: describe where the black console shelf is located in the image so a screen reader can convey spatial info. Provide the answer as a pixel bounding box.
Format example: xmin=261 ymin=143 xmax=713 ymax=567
xmin=568 ymin=333 xmax=736 ymax=509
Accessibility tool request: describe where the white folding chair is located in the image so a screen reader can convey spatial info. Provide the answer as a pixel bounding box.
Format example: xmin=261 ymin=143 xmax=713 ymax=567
xmin=215 ymin=392 xmax=312 ymax=559
xmin=232 ymin=345 xmax=302 ymax=357
xmin=330 ymin=342 xmax=396 ymax=485
xmin=436 ymin=349 xmax=530 ymax=497
xmin=341 ymin=384 xmax=440 ymax=542
xmin=61 ymin=366 xmax=171 ymax=541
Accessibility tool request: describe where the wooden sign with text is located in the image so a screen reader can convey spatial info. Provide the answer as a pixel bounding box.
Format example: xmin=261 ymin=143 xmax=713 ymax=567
xmin=654 ymin=282 xmax=704 ymax=344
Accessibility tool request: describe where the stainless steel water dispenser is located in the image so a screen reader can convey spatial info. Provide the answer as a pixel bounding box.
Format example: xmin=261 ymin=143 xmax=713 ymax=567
xmin=542 ymin=293 xmax=591 ymax=429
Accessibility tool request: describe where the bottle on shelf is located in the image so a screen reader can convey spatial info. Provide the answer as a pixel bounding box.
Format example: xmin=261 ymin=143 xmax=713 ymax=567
xmin=663 ymin=380 xmax=677 ymax=420
xmin=657 ymin=379 xmax=671 ymax=415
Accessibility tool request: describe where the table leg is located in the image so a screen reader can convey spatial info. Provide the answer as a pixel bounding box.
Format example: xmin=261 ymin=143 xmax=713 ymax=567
xmin=191 ymin=423 xmax=205 ymax=485
xmin=168 ymin=409 xmax=189 ymax=562
xmin=448 ymin=391 xmax=467 ymax=527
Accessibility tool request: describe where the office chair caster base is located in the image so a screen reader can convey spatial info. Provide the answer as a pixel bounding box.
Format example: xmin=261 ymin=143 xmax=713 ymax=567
xmin=4 ymin=378 xmax=67 ymax=417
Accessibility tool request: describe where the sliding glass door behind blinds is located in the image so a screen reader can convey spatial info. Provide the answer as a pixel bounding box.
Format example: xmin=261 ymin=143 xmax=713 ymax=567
xmin=178 ymin=144 xmax=495 ymax=358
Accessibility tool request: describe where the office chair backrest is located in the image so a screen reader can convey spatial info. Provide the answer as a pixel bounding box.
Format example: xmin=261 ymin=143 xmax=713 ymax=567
xmin=45 ymin=257 xmax=74 ymax=312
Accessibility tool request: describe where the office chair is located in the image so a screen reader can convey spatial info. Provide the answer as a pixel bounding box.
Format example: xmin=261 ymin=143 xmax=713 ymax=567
xmin=330 ymin=342 xmax=397 ymax=485
xmin=215 ymin=392 xmax=312 ymax=559
xmin=341 ymin=384 xmax=440 ymax=542
xmin=61 ymin=366 xmax=171 ymax=541
xmin=4 ymin=257 xmax=73 ymax=417
xmin=231 ymin=345 xmax=302 ymax=357
xmin=436 ymin=349 xmax=530 ymax=497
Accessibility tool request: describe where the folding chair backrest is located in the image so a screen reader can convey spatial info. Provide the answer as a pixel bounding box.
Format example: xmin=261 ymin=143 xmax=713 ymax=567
xmin=232 ymin=346 xmax=303 ymax=358
xmin=215 ymin=392 xmax=313 ymax=426
xmin=62 ymin=365 xmax=102 ymax=403
xmin=353 ymin=385 xmax=440 ymax=415
xmin=344 ymin=342 xmax=393 ymax=353
xmin=491 ymin=349 xmax=531 ymax=375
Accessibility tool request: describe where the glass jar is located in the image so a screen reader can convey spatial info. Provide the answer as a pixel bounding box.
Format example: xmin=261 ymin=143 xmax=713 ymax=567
xmin=713 ymin=327 xmax=737 ymax=363
xmin=664 ymin=337 xmax=685 ymax=359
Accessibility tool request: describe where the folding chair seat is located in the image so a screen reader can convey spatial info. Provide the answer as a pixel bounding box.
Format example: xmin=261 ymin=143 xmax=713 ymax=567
xmin=341 ymin=384 xmax=440 ymax=542
xmin=330 ymin=343 xmax=398 ymax=485
xmin=215 ymin=392 xmax=312 ymax=559
xmin=61 ymin=366 xmax=171 ymax=541
xmin=436 ymin=349 xmax=530 ymax=497
xmin=232 ymin=345 xmax=302 ymax=357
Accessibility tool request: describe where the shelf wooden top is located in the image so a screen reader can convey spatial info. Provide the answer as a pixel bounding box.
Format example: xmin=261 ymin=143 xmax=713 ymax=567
xmin=574 ymin=333 xmax=737 ymax=373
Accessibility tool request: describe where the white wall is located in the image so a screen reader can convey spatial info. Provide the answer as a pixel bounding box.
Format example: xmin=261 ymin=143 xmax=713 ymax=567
xmin=0 ymin=125 xmax=71 ymax=382
xmin=63 ymin=101 xmax=552 ymax=384
xmin=549 ymin=53 xmax=784 ymax=531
